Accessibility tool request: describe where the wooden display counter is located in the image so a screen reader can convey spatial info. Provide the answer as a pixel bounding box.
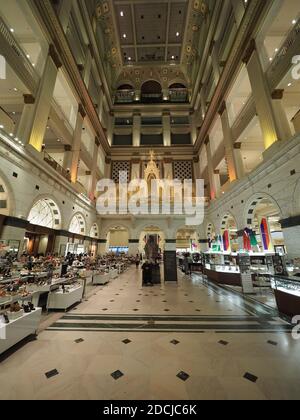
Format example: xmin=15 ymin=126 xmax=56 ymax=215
xmin=274 ymin=289 xmax=300 ymax=318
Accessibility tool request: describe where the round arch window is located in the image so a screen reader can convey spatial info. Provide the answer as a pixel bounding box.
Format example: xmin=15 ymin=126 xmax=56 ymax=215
xmin=28 ymin=199 xmax=61 ymax=229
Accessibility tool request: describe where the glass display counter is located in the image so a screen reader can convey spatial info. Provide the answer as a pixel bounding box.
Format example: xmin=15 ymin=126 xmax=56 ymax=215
xmin=271 ymin=275 xmax=300 ymax=318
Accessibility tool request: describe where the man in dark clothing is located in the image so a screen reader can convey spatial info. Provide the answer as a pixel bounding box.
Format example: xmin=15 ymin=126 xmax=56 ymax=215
xmin=142 ymin=260 xmax=153 ymax=286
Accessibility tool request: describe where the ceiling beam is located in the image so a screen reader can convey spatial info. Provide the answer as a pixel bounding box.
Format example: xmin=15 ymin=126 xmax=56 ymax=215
xmin=130 ymin=3 xmax=139 ymax=63
xmin=122 ymin=43 xmax=181 ymax=48
xmin=164 ymin=0 xmax=171 ymax=62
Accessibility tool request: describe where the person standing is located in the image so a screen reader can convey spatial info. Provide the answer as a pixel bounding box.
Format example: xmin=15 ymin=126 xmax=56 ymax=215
xmin=142 ymin=260 xmax=153 ymax=286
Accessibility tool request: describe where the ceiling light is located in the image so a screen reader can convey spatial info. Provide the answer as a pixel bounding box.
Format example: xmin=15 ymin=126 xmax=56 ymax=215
xmin=292 ymin=19 xmax=296 ymax=25
xmin=171 ymin=55 xmax=175 ymax=60
xmin=128 ymin=57 xmax=132 ymax=61
xmin=0 ymin=125 xmax=3 ymax=129
xmin=120 ymin=11 xmax=124 ymax=17
xmin=123 ymin=33 xmax=127 ymax=39
xmin=13 ymin=87 xmax=18 ymax=92
xmin=288 ymin=82 xmax=292 ymax=87
xmin=26 ymin=54 xmax=30 ymax=59
xmin=176 ymin=32 xmax=180 ymax=37
xmin=10 ymin=28 xmax=14 ymax=33
xmin=57 ymin=138 xmax=61 ymax=142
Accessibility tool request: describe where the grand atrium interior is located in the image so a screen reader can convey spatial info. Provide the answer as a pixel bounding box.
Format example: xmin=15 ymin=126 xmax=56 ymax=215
xmin=0 ymin=0 xmax=300 ymax=401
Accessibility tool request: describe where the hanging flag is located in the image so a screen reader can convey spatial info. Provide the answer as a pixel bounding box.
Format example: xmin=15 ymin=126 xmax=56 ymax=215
xmin=222 ymin=230 xmax=230 ymax=252
xmin=260 ymin=218 xmax=271 ymax=251
xmin=243 ymin=228 xmax=251 ymax=251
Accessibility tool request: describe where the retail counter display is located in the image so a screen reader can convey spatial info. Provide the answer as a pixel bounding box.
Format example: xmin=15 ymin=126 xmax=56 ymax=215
xmin=92 ymin=271 xmax=110 ymax=285
xmin=46 ymin=279 xmax=84 ymax=311
xmin=0 ymin=307 xmax=42 ymax=355
xmin=204 ymin=263 xmax=242 ymax=286
xmin=271 ymin=275 xmax=300 ymax=318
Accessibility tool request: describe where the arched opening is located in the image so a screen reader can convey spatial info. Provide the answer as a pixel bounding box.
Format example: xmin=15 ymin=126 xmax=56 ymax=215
xmin=28 ymin=198 xmax=61 ymax=229
xmin=139 ymin=226 xmax=165 ymax=258
xmin=115 ymin=84 xmax=135 ymax=103
xmin=176 ymin=228 xmax=199 ymax=253
xmin=90 ymin=223 xmax=99 ymax=238
xmin=169 ymin=83 xmax=186 ymax=89
xmin=107 ymin=226 xmax=129 ymax=254
xmin=141 ymin=80 xmax=162 ymax=103
xmin=169 ymin=83 xmax=188 ymax=103
xmin=220 ymin=214 xmax=238 ymax=252
xmin=24 ymin=198 xmax=61 ymax=255
xmin=69 ymin=213 xmax=86 ymax=235
xmin=117 ymin=84 xmax=134 ymax=90
xmin=0 ymin=175 xmax=11 ymax=216
xmin=246 ymin=197 xmax=284 ymax=254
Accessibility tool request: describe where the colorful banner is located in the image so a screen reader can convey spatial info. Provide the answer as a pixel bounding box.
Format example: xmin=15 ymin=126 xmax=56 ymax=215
xmin=222 ymin=230 xmax=231 ymax=252
xmin=260 ymin=218 xmax=272 ymax=251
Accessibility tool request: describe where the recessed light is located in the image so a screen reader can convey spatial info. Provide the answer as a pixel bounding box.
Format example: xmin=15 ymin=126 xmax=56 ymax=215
xmin=10 ymin=28 xmax=14 ymax=33
xmin=176 ymin=32 xmax=180 ymax=37
xmin=292 ymin=19 xmax=296 ymax=25
xmin=13 ymin=87 xmax=18 ymax=92
xmin=171 ymin=55 xmax=175 ymax=60
xmin=288 ymin=82 xmax=292 ymax=87
xmin=26 ymin=54 xmax=30 ymax=59
xmin=57 ymin=138 xmax=61 ymax=142
xmin=123 ymin=33 xmax=127 ymax=39
xmin=128 ymin=57 xmax=131 ymax=61
xmin=120 ymin=11 xmax=124 ymax=17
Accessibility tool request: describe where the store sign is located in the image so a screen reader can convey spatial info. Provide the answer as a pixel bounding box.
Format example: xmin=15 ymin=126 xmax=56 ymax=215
xmin=0 ymin=55 xmax=6 ymax=80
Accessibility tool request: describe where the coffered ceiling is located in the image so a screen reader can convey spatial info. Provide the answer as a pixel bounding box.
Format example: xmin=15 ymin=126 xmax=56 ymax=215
xmin=113 ymin=0 xmax=188 ymax=65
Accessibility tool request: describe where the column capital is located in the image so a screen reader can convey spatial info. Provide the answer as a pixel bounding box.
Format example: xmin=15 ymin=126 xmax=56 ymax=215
xmin=234 ymin=142 xmax=242 ymax=149
xmin=131 ymin=159 xmax=140 ymax=164
xmin=204 ymin=136 xmax=210 ymax=145
xmin=64 ymin=145 xmax=72 ymax=152
xmin=49 ymin=44 xmax=62 ymax=69
xmin=214 ymin=170 xmax=220 ymax=175
xmin=193 ymin=156 xmax=199 ymax=163
xmin=163 ymin=158 xmax=173 ymax=164
xmin=271 ymin=89 xmax=284 ymax=100
xmin=23 ymin=94 xmax=35 ymax=104
xmin=105 ymin=157 xmax=111 ymax=164
xmin=242 ymin=39 xmax=256 ymax=65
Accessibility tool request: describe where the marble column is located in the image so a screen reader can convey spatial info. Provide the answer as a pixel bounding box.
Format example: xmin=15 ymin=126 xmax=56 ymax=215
xmin=219 ymin=102 xmax=239 ymax=182
xmin=15 ymin=94 xmax=35 ymax=143
xmin=133 ymin=113 xmax=141 ymax=147
xmin=88 ymin=137 xmax=99 ymax=200
xmin=205 ymin=137 xmax=220 ymax=199
xmin=163 ymin=112 xmax=171 ymax=146
xmin=62 ymin=144 xmax=72 ymax=172
xmin=83 ymin=45 xmax=93 ymax=88
xmin=231 ymin=0 xmax=245 ymax=27
xmin=292 ymin=110 xmax=300 ymax=134
xmin=210 ymin=41 xmax=221 ymax=85
xmin=27 ymin=45 xmax=61 ymax=152
xmin=271 ymin=89 xmax=293 ymax=141
xmin=128 ymin=240 xmax=139 ymax=256
xmin=58 ymin=0 xmax=73 ymax=32
xmin=70 ymin=104 xmax=85 ymax=183
xmin=98 ymin=87 xmax=104 ymax=125
xmin=243 ymin=41 xmax=280 ymax=150
xmin=233 ymin=143 xmax=245 ymax=179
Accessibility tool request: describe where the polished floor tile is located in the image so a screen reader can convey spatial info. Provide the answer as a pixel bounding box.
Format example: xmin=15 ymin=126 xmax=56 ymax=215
xmin=0 ymin=266 xmax=299 ymax=400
